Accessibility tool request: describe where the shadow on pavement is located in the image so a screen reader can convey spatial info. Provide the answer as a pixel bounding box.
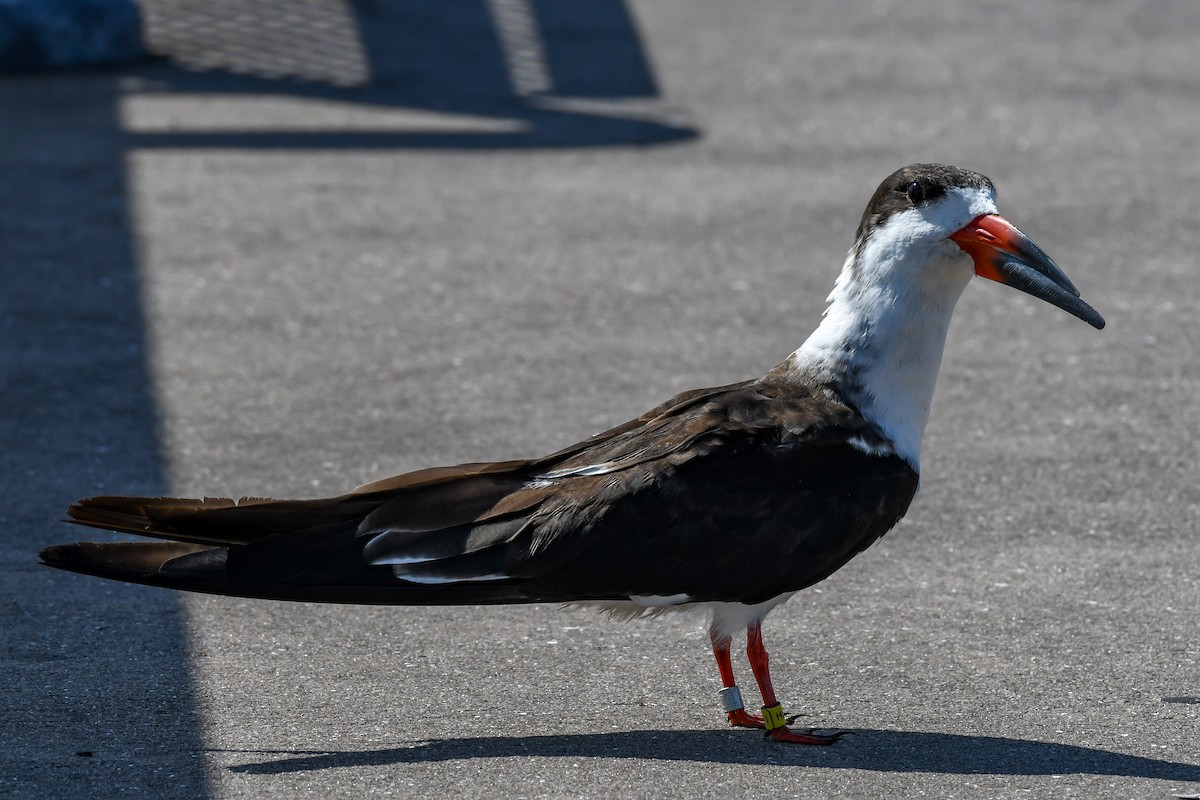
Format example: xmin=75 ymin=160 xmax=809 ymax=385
xmin=126 ymin=0 xmax=698 ymax=149
xmin=1 ymin=1 xmax=692 ymax=795
xmin=0 ymin=75 xmax=208 ymax=796
xmin=223 ymin=729 xmax=1200 ymax=781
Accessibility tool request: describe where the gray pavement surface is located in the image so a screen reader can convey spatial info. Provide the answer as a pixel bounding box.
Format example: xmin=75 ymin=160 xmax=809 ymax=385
xmin=2 ymin=1 xmax=1198 ymax=797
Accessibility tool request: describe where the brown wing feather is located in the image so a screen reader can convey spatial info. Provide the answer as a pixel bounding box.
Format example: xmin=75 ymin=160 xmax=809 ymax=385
xmin=63 ymin=382 xmax=751 ymax=549
xmin=48 ymin=378 xmax=916 ymax=605
xmin=359 ymin=379 xmax=919 ymax=602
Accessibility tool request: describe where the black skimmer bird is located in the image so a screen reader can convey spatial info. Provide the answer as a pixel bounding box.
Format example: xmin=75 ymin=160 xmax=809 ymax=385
xmin=42 ymin=164 xmax=1104 ymax=744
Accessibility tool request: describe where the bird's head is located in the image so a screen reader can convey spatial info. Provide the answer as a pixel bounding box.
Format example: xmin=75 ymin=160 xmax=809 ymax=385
xmin=852 ymin=164 xmax=1105 ymax=329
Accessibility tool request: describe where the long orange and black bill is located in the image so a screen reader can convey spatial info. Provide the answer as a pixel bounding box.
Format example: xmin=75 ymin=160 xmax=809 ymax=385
xmin=950 ymin=214 xmax=1105 ymax=329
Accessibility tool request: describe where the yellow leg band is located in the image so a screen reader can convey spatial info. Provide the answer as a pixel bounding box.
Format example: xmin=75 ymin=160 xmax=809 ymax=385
xmin=761 ymin=702 xmax=787 ymax=731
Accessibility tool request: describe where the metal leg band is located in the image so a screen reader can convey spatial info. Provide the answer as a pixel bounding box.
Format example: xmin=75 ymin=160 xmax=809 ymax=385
xmin=718 ymin=686 xmax=744 ymax=713
xmin=761 ymin=702 xmax=787 ymax=731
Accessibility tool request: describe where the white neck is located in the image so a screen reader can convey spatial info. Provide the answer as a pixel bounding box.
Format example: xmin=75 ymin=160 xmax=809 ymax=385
xmin=783 ymin=228 xmax=973 ymax=470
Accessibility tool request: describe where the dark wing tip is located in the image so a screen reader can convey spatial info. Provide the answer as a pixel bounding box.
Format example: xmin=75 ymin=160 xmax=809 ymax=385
xmin=39 ymin=543 xmax=84 ymax=568
xmin=40 ymin=540 xmax=217 ymax=580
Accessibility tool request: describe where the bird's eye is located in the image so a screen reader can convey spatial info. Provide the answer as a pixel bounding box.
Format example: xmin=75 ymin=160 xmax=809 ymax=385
xmin=905 ymin=181 xmax=925 ymax=204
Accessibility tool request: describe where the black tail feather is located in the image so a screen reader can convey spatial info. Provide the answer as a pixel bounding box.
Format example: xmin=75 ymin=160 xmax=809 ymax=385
xmin=40 ymin=541 xmax=220 ymax=584
xmin=39 ymin=540 xmax=532 ymax=605
xmin=66 ymin=494 xmax=382 ymax=546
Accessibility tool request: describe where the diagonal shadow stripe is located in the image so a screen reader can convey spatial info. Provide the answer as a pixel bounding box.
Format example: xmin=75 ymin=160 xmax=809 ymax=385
xmin=124 ymin=0 xmax=698 ymax=150
xmin=222 ymin=729 xmax=1200 ymax=781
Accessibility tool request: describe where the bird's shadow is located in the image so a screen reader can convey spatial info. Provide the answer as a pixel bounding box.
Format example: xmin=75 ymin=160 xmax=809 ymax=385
xmin=221 ymin=728 xmax=1200 ymax=780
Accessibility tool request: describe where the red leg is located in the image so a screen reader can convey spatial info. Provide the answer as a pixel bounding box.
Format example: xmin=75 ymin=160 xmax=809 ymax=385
xmin=710 ymin=628 xmax=764 ymax=729
xmin=745 ymin=623 xmax=846 ymax=745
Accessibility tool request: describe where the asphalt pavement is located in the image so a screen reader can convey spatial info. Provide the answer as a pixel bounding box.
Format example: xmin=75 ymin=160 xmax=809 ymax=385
xmin=2 ymin=1 xmax=1198 ymax=798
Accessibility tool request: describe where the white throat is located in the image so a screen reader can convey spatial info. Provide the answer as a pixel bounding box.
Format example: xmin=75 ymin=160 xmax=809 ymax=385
xmin=785 ymin=210 xmax=979 ymax=470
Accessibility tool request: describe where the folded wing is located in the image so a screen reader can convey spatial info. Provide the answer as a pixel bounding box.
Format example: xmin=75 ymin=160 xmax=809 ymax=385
xmin=43 ymin=379 xmax=918 ymax=606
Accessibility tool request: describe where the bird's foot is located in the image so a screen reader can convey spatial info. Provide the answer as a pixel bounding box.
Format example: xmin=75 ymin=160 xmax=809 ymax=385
xmin=759 ymin=702 xmax=849 ymax=745
xmin=725 ymin=708 xmax=764 ymax=728
xmin=765 ymin=726 xmax=849 ymax=745
xmin=719 ymin=686 xmax=763 ymax=728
